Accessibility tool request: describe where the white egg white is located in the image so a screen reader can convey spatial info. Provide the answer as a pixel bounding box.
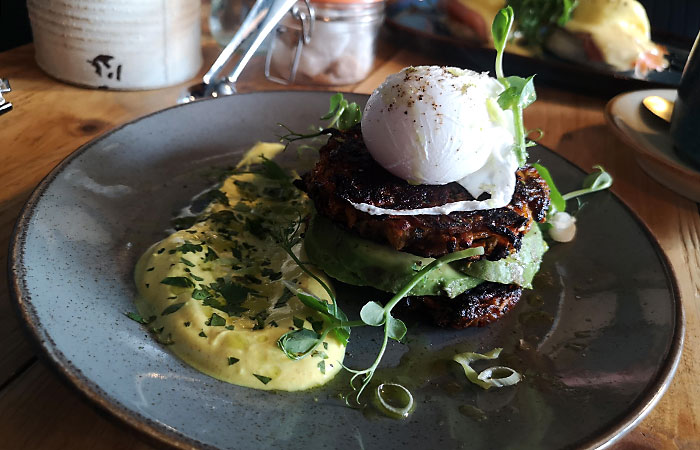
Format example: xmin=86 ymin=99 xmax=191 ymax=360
xmin=358 ymin=66 xmax=519 ymax=216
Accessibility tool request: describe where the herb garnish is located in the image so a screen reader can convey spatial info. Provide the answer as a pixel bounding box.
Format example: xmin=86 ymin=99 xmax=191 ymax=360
xmin=161 ymin=277 xmax=195 ymax=288
xmin=532 ymin=163 xmax=612 ymax=217
xmin=206 ymin=313 xmax=227 ymax=327
xmin=279 ymin=93 xmax=362 ymax=148
xmin=161 ymin=302 xmax=186 ymax=315
xmin=492 ymin=6 xmax=536 ymax=167
xmin=125 ymin=311 xmax=155 ymax=324
xmin=253 ymin=374 xmax=272 ymax=385
xmin=276 ymin=245 xmax=484 ymax=404
xmin=228 ymin=357 xmax=240 ymax=365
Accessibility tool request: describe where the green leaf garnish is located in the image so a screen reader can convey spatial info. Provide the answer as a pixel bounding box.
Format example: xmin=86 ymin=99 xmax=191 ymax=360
xmin=278 ymin=328 xmax=322 ymax=360
xmin=360 ymin=301 xmax=385 ymax=326
xmin=253 ymin=374 xmax=272 ymax=385
xmin=532 ymin=163 xmax=565 ymax=214
xmin=491 ymin=6 xmax=535 ymax=167
xmin=492 ymin=6 xmax=514 ymax=80
xmin=204 ymin=247 xmax=219 ymax=262
xmin=279 ymin=93 xmax=362 ymax=148
xmin=125 ymin=311 xmax=155 ymax=324
xmin=497 ymin=75 xmax=536 ymax=110
xmin=172 ymin=243 xmax=203 ymax=254
xmin=343 ymin=246 xmax=485 ymax=405
xmin=562 ymin=165 xmax=613 ymax=201
xmin=228 ymin=357 xmax=240 ymax=365
xmin=161 ymin=302 xmax=186 ymax=316
xmin=180 ymin=257 xmax=195 ymax=267
xmin=161 ymin=277 xmax=195 ymax=288
xmin=386 ymin=316 xmax=407 ymax=342
xmin=207 ymin=313 xmax=226 ymax=327
xmin=532 ymin=163 xmax=612 ymax=222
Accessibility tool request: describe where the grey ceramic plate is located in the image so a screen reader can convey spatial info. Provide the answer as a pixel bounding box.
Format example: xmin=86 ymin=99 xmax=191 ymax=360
xmin=10 ymin=91 xmax=684 ymax=450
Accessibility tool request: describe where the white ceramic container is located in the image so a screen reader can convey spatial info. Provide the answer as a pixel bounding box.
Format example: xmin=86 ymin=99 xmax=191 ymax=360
xmin=27 ymin=0 xmax=202 ymax=90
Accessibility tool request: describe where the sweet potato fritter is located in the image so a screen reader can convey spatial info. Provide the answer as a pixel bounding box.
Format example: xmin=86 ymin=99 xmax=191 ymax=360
xmin=297 ymin=126 xmax=550 ymax=259
xmin=398 ymin=282 xmax=522 ymax=329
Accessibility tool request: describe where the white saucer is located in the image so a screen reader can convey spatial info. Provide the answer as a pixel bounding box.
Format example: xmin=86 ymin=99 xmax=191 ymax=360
xmin=605 ymin=88 xmax=700 ymax=203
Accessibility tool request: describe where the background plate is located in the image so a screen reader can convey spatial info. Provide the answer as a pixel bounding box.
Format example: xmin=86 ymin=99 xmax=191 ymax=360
xmin=386 ymin=0 xmax=690 ymax=96
xmin=10 ymin=91 xmax=683 ymax=449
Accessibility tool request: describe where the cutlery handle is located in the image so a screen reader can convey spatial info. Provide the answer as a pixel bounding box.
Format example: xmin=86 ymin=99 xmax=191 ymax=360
xmin=203 ymin=0 xmax=274 ymax=85
xmin=0 ymin=79 xmax=12 ymax=116
xmin=225 ymin=0 xmax=298 ymax=85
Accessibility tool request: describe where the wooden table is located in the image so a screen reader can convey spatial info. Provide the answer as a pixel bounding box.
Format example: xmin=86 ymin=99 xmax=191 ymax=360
xmin=1 ymin=25 xmax=699 ymax=450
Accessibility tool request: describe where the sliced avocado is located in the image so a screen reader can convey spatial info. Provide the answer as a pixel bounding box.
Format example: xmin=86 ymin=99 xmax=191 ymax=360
xmin=304 ymin=214 xmax=482 ymax=298
xmin=304 ymin=214 xmax=548 ymax=297
xmin=459 ymin=223 xmax=548 ymax=288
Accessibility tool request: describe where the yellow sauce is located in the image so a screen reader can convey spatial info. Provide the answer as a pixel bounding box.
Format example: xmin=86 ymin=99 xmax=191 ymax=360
xmin=134 ymin=143 xmax=345 ymax=391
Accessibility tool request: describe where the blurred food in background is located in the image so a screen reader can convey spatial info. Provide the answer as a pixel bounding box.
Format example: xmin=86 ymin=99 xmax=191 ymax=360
xmin=445 ymin=0 xmax=668 ymax=76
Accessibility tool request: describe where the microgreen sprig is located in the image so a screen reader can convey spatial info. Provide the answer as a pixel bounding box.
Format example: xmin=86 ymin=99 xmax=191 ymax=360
xmin=492 ymin=6 xmax=536 ymax=167
xmin=279 ymin=93 xmax=362 ymax=147
xmin=532 ymin=163 xmax=612 ymax=216
xmin=343 ymin=246 xmax=485 ymax=406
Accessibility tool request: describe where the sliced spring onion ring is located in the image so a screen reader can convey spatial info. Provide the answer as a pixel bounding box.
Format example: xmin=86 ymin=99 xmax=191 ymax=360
xmin=453 ymin=348 xmax=522 ymax=390
xmin=476 ymin=366 xmax=522 ymax=388
xmin=373 ymin=383 xmax=415 ymax=419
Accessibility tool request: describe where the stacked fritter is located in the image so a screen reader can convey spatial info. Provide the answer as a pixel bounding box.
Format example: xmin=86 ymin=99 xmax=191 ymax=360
xmin=296 ymin=126 xmax=550 ymax=328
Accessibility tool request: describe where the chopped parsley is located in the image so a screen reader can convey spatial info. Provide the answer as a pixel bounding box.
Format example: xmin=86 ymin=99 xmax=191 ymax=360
xmin=198 ymin=331 xmax=207 ymax=338
xmin=125 ymin=311 xmax=155 ymax=324
xmin=206 ymin=313 xmax=227 ymax=327
xmin=161 ymin=302 xmax=186 ymax=315
xmin=253 ymin=374 xmax=272 ymax=385
xmin=204 ymin=247 xmax=219 ymax=262
xmin=274 ymin=290 xmax=293 ymax=309
xmin=317 ymin=360 xmax=326 ymax=375
xmin=261 ymin=268 xmax=282 ymax=281
xmin=180 ymin=257 xmax=195 ymax=267
xmin=161 ymin=277 xmax=195 ymax=288
xmin=228 ymin=357 xmax=240 ymax=365
xmin=170 ymin=242 xmax=203 ymax=254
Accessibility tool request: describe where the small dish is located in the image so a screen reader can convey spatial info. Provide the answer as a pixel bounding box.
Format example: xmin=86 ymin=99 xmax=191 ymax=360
xmin=605 ymin=88 xmax=700 ymax=202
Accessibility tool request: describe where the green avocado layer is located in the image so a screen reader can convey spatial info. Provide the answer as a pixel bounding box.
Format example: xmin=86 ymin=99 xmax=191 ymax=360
xmin=304 ymin=214 xmax=547 ymax=298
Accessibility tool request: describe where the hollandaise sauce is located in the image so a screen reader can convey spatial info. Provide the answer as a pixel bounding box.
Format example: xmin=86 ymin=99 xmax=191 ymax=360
xmin=134 ymin=143 xmax=345 ymax=391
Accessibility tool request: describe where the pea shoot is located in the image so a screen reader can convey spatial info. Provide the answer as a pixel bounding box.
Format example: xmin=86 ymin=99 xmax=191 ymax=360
xmin=492 ymin=6 xmax=537 ymax=167
xmin=278 ymin=93 xmax=362 ymax=148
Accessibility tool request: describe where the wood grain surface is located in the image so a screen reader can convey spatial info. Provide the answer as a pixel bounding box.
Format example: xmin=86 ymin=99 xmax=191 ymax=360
xmin=0 ymin=18 xmax=699 ymax=450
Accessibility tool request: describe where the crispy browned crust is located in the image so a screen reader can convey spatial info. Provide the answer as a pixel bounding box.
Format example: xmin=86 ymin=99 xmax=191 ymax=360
xmin=297 ymin=126 xmax=550 ymax=259
xmin=397 ymin=282 xmax=522 ymax=329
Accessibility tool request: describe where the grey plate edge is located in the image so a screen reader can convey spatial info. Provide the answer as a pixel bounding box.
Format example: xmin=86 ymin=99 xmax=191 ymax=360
xmin=6 ymin=91 xmax=686 ymax=450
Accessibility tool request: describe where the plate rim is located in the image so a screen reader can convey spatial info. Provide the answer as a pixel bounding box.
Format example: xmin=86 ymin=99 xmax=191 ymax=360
xmin=7 ymin=90 xmax=686 ymax=450
xmin=604 ymin=88 xmax=700 ymax=181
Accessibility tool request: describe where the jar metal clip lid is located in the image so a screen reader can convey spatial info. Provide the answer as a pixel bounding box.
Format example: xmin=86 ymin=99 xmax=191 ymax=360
xmin=264 ymin=0 xmax=315 ymax=85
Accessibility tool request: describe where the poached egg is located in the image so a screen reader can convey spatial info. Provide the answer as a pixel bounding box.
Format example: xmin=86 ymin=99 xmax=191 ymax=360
xmin=358 ymin=66 xmax=518 ymax=216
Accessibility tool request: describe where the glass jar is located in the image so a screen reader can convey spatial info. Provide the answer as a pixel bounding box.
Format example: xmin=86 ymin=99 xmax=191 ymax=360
xmin=265 ymin=0 xmax=385 ymax=86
